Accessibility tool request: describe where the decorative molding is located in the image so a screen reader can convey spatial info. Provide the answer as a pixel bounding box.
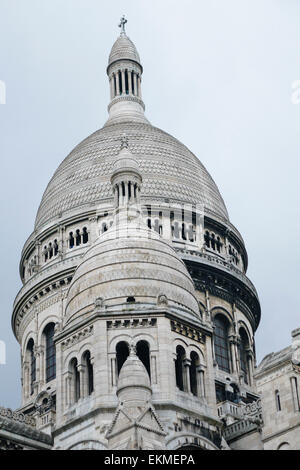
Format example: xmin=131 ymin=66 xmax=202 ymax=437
xmin=0 ymin=407 xmax=36 ymax=427
xmin=170 ymin=320 xmax=205 ymax=344
xmin=61 ymin=325 xmax=94 ymax=351
xmin=107 ymin=318 xmax=157 ymax=329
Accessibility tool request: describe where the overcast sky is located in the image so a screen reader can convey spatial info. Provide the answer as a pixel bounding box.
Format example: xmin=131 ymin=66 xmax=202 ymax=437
xmin=0 ymin=0 xmax=299 ymax=409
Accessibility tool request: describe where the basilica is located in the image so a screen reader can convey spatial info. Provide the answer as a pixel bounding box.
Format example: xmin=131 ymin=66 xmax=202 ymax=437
xmin=1 ymin=19 xmax=300 ymax=451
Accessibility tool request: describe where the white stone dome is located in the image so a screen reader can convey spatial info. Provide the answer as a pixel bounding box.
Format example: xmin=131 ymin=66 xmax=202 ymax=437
xmin=65 ymin=216 xmax=200 ymax=326
xmin=108 ymin=33 xmax=141 ymax=67
xmin=35 ymin=122 xmax=229 ymax=230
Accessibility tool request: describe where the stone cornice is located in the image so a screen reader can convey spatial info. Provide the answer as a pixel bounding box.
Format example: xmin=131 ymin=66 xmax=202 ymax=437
xmin=54 ymin=308 xmax=211 ymax=346
xmin=107 ymin=95 xmax=145 ymax=112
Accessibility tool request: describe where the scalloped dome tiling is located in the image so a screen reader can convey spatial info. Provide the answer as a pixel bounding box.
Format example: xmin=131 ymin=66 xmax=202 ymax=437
xmin=35 ymin=122 xmax=229 ymax=230
xmin=108 ymin=33 xmax=141 ymax=66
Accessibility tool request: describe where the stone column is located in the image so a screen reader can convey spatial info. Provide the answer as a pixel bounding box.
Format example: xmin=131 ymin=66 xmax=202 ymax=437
xmin=23 ymin=362 xmax=30 ymax=399
xmin=111 ymin=356 xmax=117 ymax=388
xmin=35 ymin=241 xmax=41 ymax=270
xmin=133 ymin=72 xmax=137 ymax=96
xmin=121 ymin=70 xmax=125 ymax=95
xmin=205 ymin=290 xmax=211 ymax=324
xmin=66 ymin=374 xmax=72 ymax=407
xmin=150 ymin=354 xmax=158 ymax=385
xmin=58 ymin=225 xmax=65 ymax=259
xmin=224 ymin=229 xmax=230 ymax=256
xmin=116 ymin=71 xmax=120 ymax=95
xmin=197 ymin=365 xmax=206 ymax=398
xmin=172 ymin=352 xmax=178 ymax=391
xmin=247 ymin=352 xmax=253 ymax=386
xmin=162 ymin=207 xmax=171 ymax=240
xmin=183 ymin=358 xmax=191 ymax=393
xmin=137 ymin=75 xmax=142 ymax=98
xmin=38 ymin=345 xmax=45 ymax=387
xmin=78 ymin=365 xmax=84 ymax=399
xmin=112 ymin=74 xmax=116 ymax=98
xmin=229 ymin=335 xmax=237 ymax=374
xmin=128 ymin=70 xmax=132 ymax=94
xmin=195 ymin=205 xmax=205 ymax=249
xmin=88 ymin=216 xmax=98 ymax=244
xmin=109 ymin=77 xmax=113 ymax=100
xmin=114 ymin=185 xmax=118 ymax=208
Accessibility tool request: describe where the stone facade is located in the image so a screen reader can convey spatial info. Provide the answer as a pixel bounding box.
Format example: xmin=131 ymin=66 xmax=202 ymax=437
xmin=254 ymin=328 xmax=300 ymax=450
xmin=1 ymin=20 xmax=298 ymax=451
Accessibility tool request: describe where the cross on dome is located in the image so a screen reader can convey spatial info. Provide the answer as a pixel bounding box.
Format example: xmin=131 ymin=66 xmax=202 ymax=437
xmin=118 ymin=15 xmax=127 ymax=35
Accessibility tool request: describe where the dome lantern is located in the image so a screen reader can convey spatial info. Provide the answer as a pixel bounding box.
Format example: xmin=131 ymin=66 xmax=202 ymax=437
xmin=111 ymin=134 xmax=142 ymax=211
xmin=106 ymin=17 xmax=148 ymax=125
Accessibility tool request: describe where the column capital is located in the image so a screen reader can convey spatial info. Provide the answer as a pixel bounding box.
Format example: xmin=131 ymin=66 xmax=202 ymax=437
xmin=228 ymin=334 xmax=238 ymax=345
xmin=183 ymin=358 xmax=191 ymax=367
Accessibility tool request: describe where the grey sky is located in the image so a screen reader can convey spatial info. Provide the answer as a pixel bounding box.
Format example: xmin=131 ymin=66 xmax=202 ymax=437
xmin=0 ymin=0 xmax=299 ymax=409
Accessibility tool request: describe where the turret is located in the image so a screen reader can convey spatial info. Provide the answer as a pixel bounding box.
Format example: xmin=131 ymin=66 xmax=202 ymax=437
xmin=105 ymin=16 xmax=148 ymax=124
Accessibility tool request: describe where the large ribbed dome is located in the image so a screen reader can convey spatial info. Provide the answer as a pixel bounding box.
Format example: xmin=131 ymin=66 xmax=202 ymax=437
xmin=65 ymin=216 xmax=200 ymax=326
xmin=35 ymin=122 xmax=229 ymax=230
xmin=108 ymin=33 xmax=141 ymax=66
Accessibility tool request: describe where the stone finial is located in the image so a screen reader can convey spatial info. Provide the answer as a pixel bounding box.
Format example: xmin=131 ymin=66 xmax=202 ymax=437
xmin=118 ymin=15 xmax=127 ymax=35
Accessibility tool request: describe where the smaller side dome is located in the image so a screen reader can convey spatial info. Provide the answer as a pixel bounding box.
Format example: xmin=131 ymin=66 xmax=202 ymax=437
xmin=108 ymin=33 xmax=141 ymax=67
xmin=117 ymin=344 xmax=151 ymax=405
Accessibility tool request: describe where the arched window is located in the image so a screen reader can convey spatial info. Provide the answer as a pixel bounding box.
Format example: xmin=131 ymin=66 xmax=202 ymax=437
xmin=239 ymin=329 xmax=249 ymax=384
xmin=175 ymin=346 xmax=185 ymax=391
xmin=213 ymin=315 xmax=230 ymax=373
xmin=83 ymin=351 xmax=94 ymax=396
xmin=190 ymin=352 xmax=199 ymax=396
xmin=82 ymin=227 xmax=89 ymax=244
xmin=44 ymin=323 xmax=56 ymax=382
xmin=69 ymin=358 xmax=80 ymax=404
xmin=291 ymin=377 xmax=300 ymax=411
xmin=116 ymin=341 xmax=129 ymax=375
xmin=275 ymin=390 xmax=281 ymax=411
xmin=27 ymin=339 xmax=36 ymax=395
xmin=69 ymin=232 xmax=74 ymax=249
xmin=136 ymin=340 xmax=151 ymax=378
xmin=204 ymin=231 xmax=210 ymax=248
xmin=75 ymin=229 xmax=81 ymax=246
xmin=211 ymin=233 xmax=216 ymax=250
xmin=54 ymin=239 xmax=59 ymax=256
